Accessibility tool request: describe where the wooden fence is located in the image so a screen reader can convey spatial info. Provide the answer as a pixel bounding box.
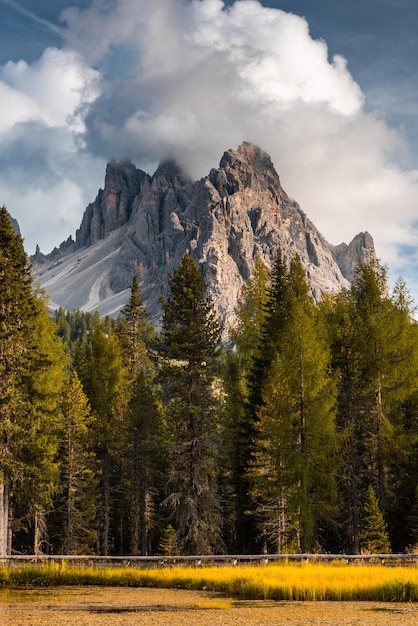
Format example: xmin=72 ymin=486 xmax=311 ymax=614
xmin=1 ymin=553 xmax=418 ymax=567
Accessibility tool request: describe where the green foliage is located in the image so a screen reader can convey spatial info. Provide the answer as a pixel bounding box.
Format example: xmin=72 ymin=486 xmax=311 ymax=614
xmin=75 ymin=321 xmax=128 ymax=555
xmin=53 ymin=372 xmax=98 ymax=554
xmin=118 ymin=275 xmax=154 ymax=379
xmin=158 ymin=524 xmax=178 ymax=556
xmin=2 ymin=209 xmax=418 ymax=557
xmin=359 ymin=485 xmax=391 ymax=554
xmin=126 ymin=370 xmax=164 ymax=555
xmin=0 ymin=207 xmax=69 ymax=554
xmin=159 ymin=255 xmax=223 ymax=555
xmin=248 ymin=254 xmax=338 ymax=553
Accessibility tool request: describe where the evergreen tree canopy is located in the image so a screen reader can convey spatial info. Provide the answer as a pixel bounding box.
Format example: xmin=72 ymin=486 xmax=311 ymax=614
xmin=359 ymin=485 xmax=391 ymax=554
xmin=0 ymin=207 xmax=68 ymax=555
xmin=159 ymin=254 xmax=223 ymax=555
xmin=160 ymin=254 xmax=221 ymax=364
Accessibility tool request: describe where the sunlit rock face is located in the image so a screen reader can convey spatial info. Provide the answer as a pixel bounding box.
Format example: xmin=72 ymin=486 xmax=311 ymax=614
xmin=33 ymin=142 xmax=374 ymax=330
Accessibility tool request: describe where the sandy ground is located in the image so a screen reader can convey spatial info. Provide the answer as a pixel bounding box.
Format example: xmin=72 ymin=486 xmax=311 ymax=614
xmin=0 ymin=586 xmax=417 ymax=625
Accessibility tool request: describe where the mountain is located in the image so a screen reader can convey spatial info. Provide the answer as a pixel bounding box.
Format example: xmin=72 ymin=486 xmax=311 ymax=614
xmin=33 ymin=142 xmax=374 ymax=329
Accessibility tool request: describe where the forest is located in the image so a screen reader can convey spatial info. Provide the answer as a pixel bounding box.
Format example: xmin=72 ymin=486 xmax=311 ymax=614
xmin=1 ymin=204 xmax=418 ymax=557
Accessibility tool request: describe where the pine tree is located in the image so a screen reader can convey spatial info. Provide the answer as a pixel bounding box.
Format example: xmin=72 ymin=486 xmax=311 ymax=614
xmin=56 ymin=371 xmax=98 ymax=554
xmin=247 ymin=249 xmax=292 ymax=413
xmin=359 ymin=485 xmax=391 ymax=554
xmin=118 ymin=275 xmax=153 ymax=379
xmin=323 ymin=259 xmax=418 ymax=552
xmin=0 ymin=207 xmax=68 ymax=555
xmin=349 ymin=258 xmax=394 ymax=516
xmin=321 ymin=291 xmax=365 ymax=553
xmin=0 ymin=206 xmax=34 ymax=554
xmin=224 ymin=258 xmax=270 ymax=552
xmin=117 ymin=275 xmax=162 ymax=555
xmin=158 ymin=254 xmax=223 ymax=554
xmin=75 ymin=322 xmax=128 ymax=555
xmin=126 ymin=370 xmax=163 ymax=555
xmin=16 ymin=291 xmax=69 ymax=554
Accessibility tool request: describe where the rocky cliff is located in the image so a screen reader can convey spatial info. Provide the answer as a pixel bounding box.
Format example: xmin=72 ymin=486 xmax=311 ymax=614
xmin=33 ymin=142 xmax=375 ymax=329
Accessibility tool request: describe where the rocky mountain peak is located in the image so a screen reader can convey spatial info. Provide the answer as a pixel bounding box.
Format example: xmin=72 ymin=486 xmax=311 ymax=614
xmin=210 ymin=142 xmax=282 ymax=199
xmin=332 ymin=231 xmax=375 ymax=282
xmin=33 ymin=143 xmax=376 ymax=330
xmin=152 ymin=158 xmax=192 ymax=188
xmin=75 ymin=160 xmax=148 ymax=249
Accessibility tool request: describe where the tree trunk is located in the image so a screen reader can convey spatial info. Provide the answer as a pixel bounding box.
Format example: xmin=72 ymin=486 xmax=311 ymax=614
xmin=130 ymin=438 xmax=140 ymax=555
xmin=0 ymin=478 xmax=10 ymax=556
xmin=100 ymin=468 xmax=111 ymax=556
xmin=375 ymin=379 xmax=386 ymax=516
xmin=34 ymin=511 xmax=48 ymax=555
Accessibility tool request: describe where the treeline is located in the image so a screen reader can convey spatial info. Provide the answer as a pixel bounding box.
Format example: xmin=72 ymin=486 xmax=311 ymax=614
xmin=1 ymin=205 xmax=418 ymax=556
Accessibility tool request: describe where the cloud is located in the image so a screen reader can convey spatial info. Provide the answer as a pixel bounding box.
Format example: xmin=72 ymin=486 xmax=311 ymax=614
xmin=2 ymin=0 xmax=418 ymax=300
xmin=0 ymin=46 xmax=104 ymax=253
xmin=58 ymin=2 xmax=418 ymax=265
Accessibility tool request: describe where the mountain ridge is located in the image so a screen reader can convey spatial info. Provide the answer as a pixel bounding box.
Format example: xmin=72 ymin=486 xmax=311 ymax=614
xmin=33 ymin=142 xmax=375 ymax=328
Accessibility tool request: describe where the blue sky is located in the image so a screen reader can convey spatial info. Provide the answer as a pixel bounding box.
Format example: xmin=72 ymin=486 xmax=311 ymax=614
xmin=1 ymin=0 xmax=418 ymax=301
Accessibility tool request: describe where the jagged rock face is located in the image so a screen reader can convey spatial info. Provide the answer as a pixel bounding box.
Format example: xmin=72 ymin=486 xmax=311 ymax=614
xmin=76 ymin=161 xmax=147 ymax=248
xmin=33 ymin=142 xmax=375 ymax=330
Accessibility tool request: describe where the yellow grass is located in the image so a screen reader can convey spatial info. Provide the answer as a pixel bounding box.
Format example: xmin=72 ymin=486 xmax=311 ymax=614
xmin=1 ymin=561 xmax=418 ymax=602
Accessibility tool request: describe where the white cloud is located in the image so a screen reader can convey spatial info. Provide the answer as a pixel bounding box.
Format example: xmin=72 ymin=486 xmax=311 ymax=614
xmin=0 ymin=46 xmax=103 ymax=253
xmin=0 ymin=47 xmax=100 ymax=130
xmin=2 ymin=0 xmax=418 ymax=301
xmin=58 ymin=2 xmax=418 ymax=256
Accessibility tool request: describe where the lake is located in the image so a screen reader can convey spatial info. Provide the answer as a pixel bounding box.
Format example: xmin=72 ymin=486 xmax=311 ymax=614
xmin=0 ymin=586 xmax=416 ymax=625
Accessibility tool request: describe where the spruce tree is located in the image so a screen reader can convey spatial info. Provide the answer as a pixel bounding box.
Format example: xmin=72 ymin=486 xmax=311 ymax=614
xmin=117 ymin=275 xmax=162 ymax=555
xmin=359 ymin=485 xmax=391 ymax=554
xmin=324 ymin=259 xmax=418 ymax=552
xmin=321 ymin=291 xmax=365 ymax=553
xmin=118 ymin=275 xmax=153 ymax=379
xmin=158 ymin=254 xmax=223 ymax=554
xmin=126 ymin=370 xmax=163 ymax=555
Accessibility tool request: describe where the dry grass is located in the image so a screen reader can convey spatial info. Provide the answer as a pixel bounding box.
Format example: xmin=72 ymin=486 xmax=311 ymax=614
xmin=1 ymin=561 xmax=418 ymax=602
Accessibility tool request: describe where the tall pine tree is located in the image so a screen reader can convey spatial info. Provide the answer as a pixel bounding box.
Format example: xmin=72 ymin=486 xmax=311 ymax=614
xmin=158 ymin=254 xmax=223 ymax=554
xmin=0 ymin=207 xmax=68 ymax=555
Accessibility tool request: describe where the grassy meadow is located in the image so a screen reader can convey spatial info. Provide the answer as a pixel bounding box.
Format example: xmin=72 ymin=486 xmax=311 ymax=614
xmin=1 ymin=561 xmax=418 ymax=602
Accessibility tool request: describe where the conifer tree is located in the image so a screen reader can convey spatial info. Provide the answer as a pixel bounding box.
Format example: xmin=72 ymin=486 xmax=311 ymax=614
xmin=75 ymin=321 xmax=128 ymax=555
xmin=0 ymin=207 xmax=68 ymax=554
xmin=359 ymin=485 xmax=391 ymax=554
xmin=247 ymin=249 xmax=292 ymax=413
xmin=225 ymin=258 xmax=269 ymax=552
xmin=321 ymin=290 xmax=365 ymax=553
xmin=158 ymin=254 xmax=223 ymax=554
xmin=117 ymin=276 xmax=162 ymax=555
xmin=55 ymin=371 xmax=98 ymax=554
xmin=127 ymin=370 xmax=163 ymax=555
xmin=17 ymin=292 xmax=69 ymax=554
xmin=233 ymin=249 xmax=292 ymax=551
xmin=249 ymin=255 xmax=338 ymax=552
xmin=118 ymin=275 xmax=153 ymax=379
xmin=324 ymin=259 xmax=418 ymax=552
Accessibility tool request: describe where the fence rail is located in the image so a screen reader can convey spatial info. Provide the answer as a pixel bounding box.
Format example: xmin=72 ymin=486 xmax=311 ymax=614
xmin=1 ymin=553 xmax=418 ymax=567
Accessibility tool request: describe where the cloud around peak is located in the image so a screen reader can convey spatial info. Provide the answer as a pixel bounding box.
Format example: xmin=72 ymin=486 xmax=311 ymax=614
xmin=1 ymin=0 xmax=418 ymax=298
